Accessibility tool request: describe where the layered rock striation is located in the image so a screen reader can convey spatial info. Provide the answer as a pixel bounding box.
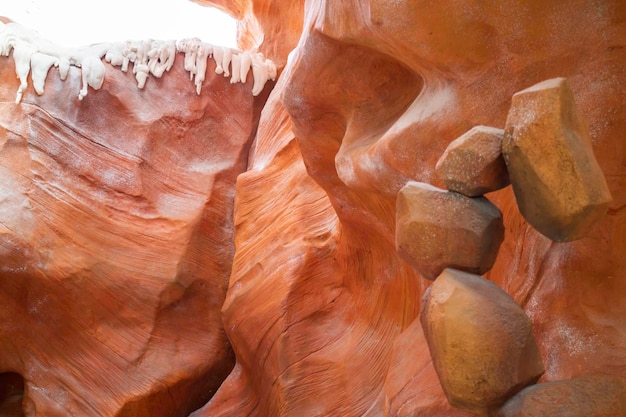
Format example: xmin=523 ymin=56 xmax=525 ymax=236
xmin=0 ymin=28 xmax=271 ymax=416
xmin=1 ymin=0 xmax=625 ymax=416
xmin=202 ymin=0 xmax=625 ymax=415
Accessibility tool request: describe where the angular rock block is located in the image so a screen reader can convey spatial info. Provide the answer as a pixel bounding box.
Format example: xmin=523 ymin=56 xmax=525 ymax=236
xmin=502 ymin=78 xmax=612 ymax=242
xmin=421 ymin=269 xmax=544 ymax=415
xmin=396 ymin=182 xmax=504 ymax=280
xmin=497 ymin=374 xmax=626 ymax=417
xmin=436 ymin=125 xmax=510 ymax=197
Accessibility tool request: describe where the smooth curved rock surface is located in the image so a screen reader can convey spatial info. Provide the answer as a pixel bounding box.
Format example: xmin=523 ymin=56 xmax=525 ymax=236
xmin=200 ymin=0 xmax=625 ymax=416
xmin=0 ymin=48 xmax=269 ymax=416
xmin=192 ymin=0 xmax=304 ymax=68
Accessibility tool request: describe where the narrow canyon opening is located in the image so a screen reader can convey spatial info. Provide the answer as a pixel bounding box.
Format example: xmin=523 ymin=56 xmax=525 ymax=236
xmin=0 ymin=372 xmax=24 ymax=417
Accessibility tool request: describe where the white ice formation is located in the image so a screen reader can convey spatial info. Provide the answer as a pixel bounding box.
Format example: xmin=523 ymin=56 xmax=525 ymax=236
xmin=0 ymin=21 xmax=277 ymax=103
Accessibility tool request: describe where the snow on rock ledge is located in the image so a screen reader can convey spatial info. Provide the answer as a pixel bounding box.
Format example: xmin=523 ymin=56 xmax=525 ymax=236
xmin=0 ymin=20 xmax=276 ymax=102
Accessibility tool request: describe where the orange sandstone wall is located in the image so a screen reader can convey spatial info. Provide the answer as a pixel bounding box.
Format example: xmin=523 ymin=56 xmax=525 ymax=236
xmin=197 ymin=0 xmax=625 ymax=416
xmin=0 ymin=52 xmax=269 ymax=416
xmin=0 ymin=0 xmax=624 ymax=416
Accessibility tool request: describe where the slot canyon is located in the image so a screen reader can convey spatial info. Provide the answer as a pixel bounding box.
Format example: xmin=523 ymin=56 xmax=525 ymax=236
xmin=0 ymin=1 xmax=624 ymax=416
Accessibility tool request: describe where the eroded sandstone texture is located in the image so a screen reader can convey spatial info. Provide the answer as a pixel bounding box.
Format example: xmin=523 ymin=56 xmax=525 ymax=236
xmin=191 ymin=0 xmax=626 ymax=416
xmin=498 ymin=374 xmax=626 ymax=417
xmin=1 ymin=0 xmax=626 ymax=416
xmin=0 ymin=47 xmax=269 ymax=416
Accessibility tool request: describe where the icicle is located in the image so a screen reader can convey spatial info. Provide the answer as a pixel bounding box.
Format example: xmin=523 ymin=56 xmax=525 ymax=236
xmin=0 ymin=21 xmax=277 ymax=102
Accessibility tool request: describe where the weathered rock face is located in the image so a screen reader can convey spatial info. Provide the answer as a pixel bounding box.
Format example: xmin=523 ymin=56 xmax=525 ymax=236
xmin=197 ymin=0 xmax=624 ymax=416
xmin=192 ymin=0 xmax=304 ymax=68
xmin=396 ymin=182 xmax=504 ymax=280
xmin=0 ymin=47 xmax=269 ymax=416
xmin=498 ymin=374 xmax=626 ymax=417
xmin=503 ymin=77 xmax=612 ymax=242
xmin=1 ymin=0 xmax=626 ymax=416
xmin=436 ymin=125 xmax=509 ymax=197
xmin=421 ymin=269 xmax=544 ymax=414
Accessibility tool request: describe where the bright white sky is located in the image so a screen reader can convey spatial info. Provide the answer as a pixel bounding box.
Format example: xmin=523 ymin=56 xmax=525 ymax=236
xmin=0 ymin=0 xmax=237 ymax=48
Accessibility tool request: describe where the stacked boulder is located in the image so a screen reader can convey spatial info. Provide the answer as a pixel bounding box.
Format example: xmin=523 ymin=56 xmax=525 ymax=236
xmin=396 ymin=125 xmax=509 ymax=280
xmin=395 ymin=181 xmax=504 ymax=280
xmin=396 ymin=78 xmax=612 ymax=416
xmin=420 ymin=269 xmax=544 ymax=415
xmin=502 ymin=78 xmax=612 ymax=242
xmin=396 ymin=124 xmax=543 ymax=415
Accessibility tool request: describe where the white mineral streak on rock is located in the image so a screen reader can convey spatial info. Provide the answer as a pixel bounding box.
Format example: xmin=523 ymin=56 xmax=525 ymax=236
xmin=121 ymin=41 xmax=135 ymax=72
xmin=147 ymin=40 xmax=176 ymax=78
xmin=194 ymin=42 xmax=212 ymax=94
xmin=230 ymin=53 xmax=241 ymax=84
xmin=11 ymin=38 xmax=36 ymax=103
xmin=78 ymin=55 xmax=105 ymax=100
xmin=128 ymin=40 xmax=151 ymax=89
xmin=135 ymin=64 xmax=149 ymax=89
xmin=239 ymin=51 xmax=252 ymax=84
xmin=221 ymin=47 xmax=233 ymax=77
xmin=251 ymin=53 xmax=277 ymax=96
xmin=55 ymin=57 xmax=70 ymax=80
xmin=0 ymin=21 xmax=276 ymax=101
xmin=177 ymin=37 xmax=201 ymax=80
xmin=212 ymin=45 xmax=224 ymax=74
xmin=104 ymin=43 xmax=125 ymax=68
xmin=30 ymin=52 xmax=57 ymax=95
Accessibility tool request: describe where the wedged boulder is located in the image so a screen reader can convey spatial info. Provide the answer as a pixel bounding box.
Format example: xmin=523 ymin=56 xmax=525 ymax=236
xmin=395 ymin=182 xmax=504 ymax=280
xmin=497 ymin=374 xmax=626 ymax=417
xmin=420 ymin=269 xmax=544 ymax=415
xmin=436 ymin=126 xmax=509 ymax=197
xmin=502 ymin=77 xmax=612 ymax=242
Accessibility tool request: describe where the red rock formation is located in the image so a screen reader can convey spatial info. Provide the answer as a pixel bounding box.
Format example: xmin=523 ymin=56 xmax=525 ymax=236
xmin=498 ymin=374 xmax=626 ymax=417
xmin=1 ymin=0 xmax=625 ymax=416
xmin=192 ymin=0 xmax=304 ymax=68
xmin=0 ymin=50 xmax=269 ymax=416
xmin=197 ymin=0 xmax=625 ymax=415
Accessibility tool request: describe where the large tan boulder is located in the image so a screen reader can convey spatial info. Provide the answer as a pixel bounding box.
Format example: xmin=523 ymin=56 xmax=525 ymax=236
xmin=421 ymin=269 xmax=544 ymax=415
xmin=436 ymin=126 xmax=510 ymax=197
xmin=497 ymin=374 xmax=626 ymax=417
xmin=502 ymin=78 xmax=612 ymax=242
xmin=396 ymin=182 xmax=504 ymax=280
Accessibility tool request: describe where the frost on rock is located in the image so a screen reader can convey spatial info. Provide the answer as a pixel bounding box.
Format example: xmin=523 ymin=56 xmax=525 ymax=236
xmin=0 ymin=21 xmax=277 ymax=103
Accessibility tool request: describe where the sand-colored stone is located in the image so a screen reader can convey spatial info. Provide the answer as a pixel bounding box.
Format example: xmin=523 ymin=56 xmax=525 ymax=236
xmin=436 ymin=126 xmax=509 ymax=197
xmin=497 ymin=374 xmax=626 ymax=417
xmin=421 ymin=269 xmax=544 ymax=415
xmin=502 ymin=77 xmax=612 ymax=242
xmin=383 ymin=316 xmax=474 ymax=417
xmin=396 ymin=182 xmax=504 ymax=280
